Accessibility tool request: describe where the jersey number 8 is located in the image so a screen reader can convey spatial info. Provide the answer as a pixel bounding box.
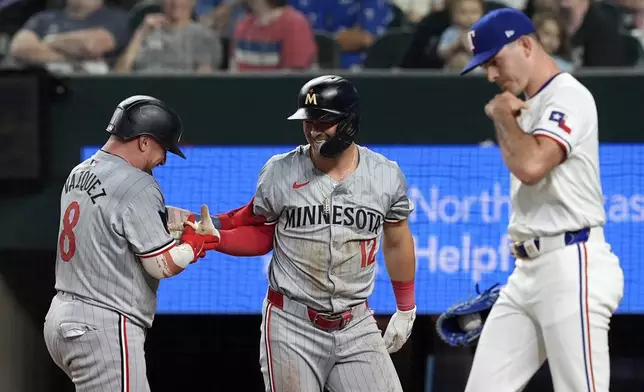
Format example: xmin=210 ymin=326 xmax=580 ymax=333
xmin=59 ymin=201 xmax=80 ymax=262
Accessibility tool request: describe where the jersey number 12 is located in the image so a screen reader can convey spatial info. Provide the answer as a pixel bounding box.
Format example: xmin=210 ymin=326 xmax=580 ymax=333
xmin=59 ymin=201 xmax=80 ymax=262
xmin=360 ymin=239 xmax=377 ymax=268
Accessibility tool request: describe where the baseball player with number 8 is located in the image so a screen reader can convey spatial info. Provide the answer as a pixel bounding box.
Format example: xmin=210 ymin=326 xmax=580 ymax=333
xmin=43 ymin=95 xmax=262 ymax=392
xmin=458 ymin=8 xmax=624 ymax=392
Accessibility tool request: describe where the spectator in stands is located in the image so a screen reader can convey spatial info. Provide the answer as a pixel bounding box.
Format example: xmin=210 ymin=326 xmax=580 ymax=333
xmin=560 ymin=0 xmax=631 ymax=66
xmin=7 ymin=0 xmax=129 ymax=73
xmin=532 ymin=11 xmax=574 ymax=71
xmin=230 ymin=0 xmax=316 ymax=71
xmin=617 ymin=0 xmax=644 ymax=30
xmin=436 ymin=0 xmax=483 ymax=70
xmin=114 ymin=0 xmax=222 ymax=73
xmin=292 ymin=0 xmax=393 ymax=70
xmin=399 ymin=0 xmax=504 ymax=69
xmin=616 ymin=0 xmax=644 ymax=64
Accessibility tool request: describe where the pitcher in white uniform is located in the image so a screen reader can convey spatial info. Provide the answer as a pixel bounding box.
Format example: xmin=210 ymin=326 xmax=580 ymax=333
xmin=459 ymin=8 xmax=624 ymax=392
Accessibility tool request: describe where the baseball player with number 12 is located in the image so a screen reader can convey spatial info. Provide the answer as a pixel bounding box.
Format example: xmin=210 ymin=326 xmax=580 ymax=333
xmin=202 ymin=75 xmax=417 ymax=392
xmin=459 ymin=8 xmax=624 ymax=392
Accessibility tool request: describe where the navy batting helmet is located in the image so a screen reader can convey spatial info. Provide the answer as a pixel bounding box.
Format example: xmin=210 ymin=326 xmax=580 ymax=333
xmin=287 ymin=75 xmax=360 ymax=158
xmin=106 ymin=95 xmax=186 ymax=159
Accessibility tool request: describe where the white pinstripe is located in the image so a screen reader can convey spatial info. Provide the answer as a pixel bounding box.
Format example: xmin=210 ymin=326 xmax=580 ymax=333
xmin=119 ymin=315 xmax=130 ymax=392
xmin=264 ymin=303 xmax=276 ymax=392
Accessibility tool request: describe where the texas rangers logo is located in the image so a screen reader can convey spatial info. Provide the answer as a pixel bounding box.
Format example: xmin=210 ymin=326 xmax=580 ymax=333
xmin=548 ymin=110 xmax=572 ymax=134
xmin=467 ymin=30 xmax=476 ymax=52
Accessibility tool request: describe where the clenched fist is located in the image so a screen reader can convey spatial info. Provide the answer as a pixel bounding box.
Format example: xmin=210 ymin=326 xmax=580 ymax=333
xmin=484 ymin=91 xmax=530 ymax=119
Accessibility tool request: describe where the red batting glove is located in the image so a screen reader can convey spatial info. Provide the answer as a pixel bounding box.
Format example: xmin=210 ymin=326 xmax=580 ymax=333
xmin=180 ymin=215 xmax=220 ymax=263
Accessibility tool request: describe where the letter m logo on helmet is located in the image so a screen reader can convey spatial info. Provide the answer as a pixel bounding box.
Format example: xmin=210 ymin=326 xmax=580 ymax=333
xmin=305 ymin=89 xmax=317 ymax=106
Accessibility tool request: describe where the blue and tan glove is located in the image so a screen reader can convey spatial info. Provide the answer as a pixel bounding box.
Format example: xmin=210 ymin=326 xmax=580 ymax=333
xmin=436 ymin=283 xmax=502 ymax=347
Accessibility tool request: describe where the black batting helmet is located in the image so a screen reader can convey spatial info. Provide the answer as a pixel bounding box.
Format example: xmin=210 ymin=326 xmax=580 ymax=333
xmin=106 ymin=95 xmax=186 ymax=159
xmin=287 ymin=75 xmax=360 ymax=158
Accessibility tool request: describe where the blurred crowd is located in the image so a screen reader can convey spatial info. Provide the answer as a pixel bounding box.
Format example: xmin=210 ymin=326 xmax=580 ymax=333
xmin=0 ymin=0 xmax=642 ymax=74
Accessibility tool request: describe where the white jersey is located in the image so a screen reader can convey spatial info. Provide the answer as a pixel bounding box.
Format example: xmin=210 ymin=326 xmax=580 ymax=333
xmin=509 ymin=72 xmax=606 ymax=241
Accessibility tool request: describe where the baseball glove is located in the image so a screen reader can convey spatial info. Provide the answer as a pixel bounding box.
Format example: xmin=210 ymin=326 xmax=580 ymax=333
xmin=436 ymin=283 xmax=502 ymax=347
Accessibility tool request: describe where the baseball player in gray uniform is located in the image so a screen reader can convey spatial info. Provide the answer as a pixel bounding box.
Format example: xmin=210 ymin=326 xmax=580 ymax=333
xmin=43 ymin=95 xmax=221 ymax=392
xmin=210 ymin=76 xmax=418 ymax=392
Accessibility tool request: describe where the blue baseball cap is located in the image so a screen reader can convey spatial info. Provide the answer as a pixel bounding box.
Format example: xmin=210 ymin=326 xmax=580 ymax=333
xmin=460 ymin=8 xmax=536 ymax=75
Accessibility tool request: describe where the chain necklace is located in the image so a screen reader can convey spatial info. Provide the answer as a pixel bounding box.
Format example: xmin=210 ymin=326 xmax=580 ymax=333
xmin=334 ymin=147 xmax=358 ymax=185
xmin=323 ymin=147 xmax=358 ymax=216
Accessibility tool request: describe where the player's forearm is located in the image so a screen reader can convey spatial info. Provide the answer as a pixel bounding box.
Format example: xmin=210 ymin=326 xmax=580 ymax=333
xmin=383 ymin=232 xmax=416 ymax=311
xmin=383 ymin=231 xmax=415 ymax=281
xmin=493 ymin=112 xmax=543 ymax=184
xmin=217 ymin=225 xmax=275 ymax=256
xmin=139 ymin=243 xmax=194 ymax=279
xmin=212 ymin=198 xmax=263 ymax=230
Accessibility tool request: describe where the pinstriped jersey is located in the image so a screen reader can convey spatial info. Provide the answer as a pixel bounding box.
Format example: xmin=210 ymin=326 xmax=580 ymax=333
xmin=511 ymin=72 xmax=605 ymax=241
xmin=54 ymin=150 xmax=175 ymax=328
xmin=253 ymin=144 xmax=414 ymax=313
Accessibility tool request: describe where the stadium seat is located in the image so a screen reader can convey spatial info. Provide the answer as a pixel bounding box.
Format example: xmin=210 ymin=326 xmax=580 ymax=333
xmin=387 ymin=2 xmax=411 ymax=29
xmin=314 ymin=32 xmax=341 ymax=69
xmin=219 ymin=36 xmax=230 ymax=70
xmin=597 ymin=1 xmax=629 ymax=30
xmin=363 ymin=28 xmax=414 ymax=69
xmin=622 ymin=32 xmax=644 ymax=66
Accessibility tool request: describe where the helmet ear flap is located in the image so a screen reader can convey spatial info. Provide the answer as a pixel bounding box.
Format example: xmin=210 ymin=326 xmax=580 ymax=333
xmin=342 ymin=112 xmax=359 ymax=139
xmin=319 ymin=114 xmax=358 ymax=158
xmin=107 ymin=107 xmax=131 ymax=139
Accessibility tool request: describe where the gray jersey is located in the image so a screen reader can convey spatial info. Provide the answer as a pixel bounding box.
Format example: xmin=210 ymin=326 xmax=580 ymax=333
xmin=253 ymin=145 xmax=414 ymax=313
xmin=54 ymin=150 xmax=175 ymax=328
